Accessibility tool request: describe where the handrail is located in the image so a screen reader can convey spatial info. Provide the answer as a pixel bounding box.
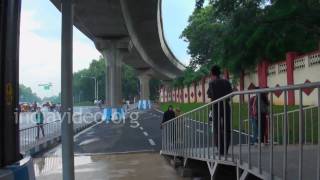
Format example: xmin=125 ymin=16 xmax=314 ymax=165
xmin=19 ymin=120 xmax=60 ymax=132
xmin=163 ymin=81 xmax=320 ymax=125
xmin=19 ymin=107 xmax=102 ymax=152
xmin=161 ymin=81 xmax=320 ymax=180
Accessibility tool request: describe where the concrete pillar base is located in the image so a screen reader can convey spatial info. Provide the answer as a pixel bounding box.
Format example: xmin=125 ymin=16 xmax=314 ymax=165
xmin=138 ymin=100 xmax=152 ymax=110
xmin=102 ymin=107 xmax=125 ymax=122
xmin=0 ymin=156 xmax=35 ymax=180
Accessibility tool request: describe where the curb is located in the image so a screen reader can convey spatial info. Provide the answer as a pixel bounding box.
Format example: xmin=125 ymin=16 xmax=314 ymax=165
xmin=0 ymin=157 xmax=35 ymax=180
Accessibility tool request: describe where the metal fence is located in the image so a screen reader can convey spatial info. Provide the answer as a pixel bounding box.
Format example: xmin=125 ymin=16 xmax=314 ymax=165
xmin=19 ymin=107 xmax=102 ymax=152
xmin=20 ymin=120 xmax=61 ymax=152
xmin=242 ymin=106 xmax=319 ymax=145
xmin=161 ymin=82 xmax=320 ymax=180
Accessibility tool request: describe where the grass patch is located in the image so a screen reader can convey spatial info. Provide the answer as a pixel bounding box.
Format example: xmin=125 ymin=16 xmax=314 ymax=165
xmin=160 ymin=102 xmax=319 ymax=144
xmin=160 ymin=102 xmax=205 ymax=113
xmin=161 ymin=102 xmax=299 ymax=120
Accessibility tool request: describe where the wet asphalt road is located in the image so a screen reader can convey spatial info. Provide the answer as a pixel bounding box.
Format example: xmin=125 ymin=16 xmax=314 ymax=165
xmin=34 ymin=109 xmax=190 ymax=180
xmin=44 ymin=109 xmax=164 ymax=156
xmin=72 ymin=109 xmax=164 ymax=154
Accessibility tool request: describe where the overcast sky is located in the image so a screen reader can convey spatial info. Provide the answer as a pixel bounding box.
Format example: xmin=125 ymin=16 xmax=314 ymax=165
xmin=20 ymin=0 xmax=194 ymax=98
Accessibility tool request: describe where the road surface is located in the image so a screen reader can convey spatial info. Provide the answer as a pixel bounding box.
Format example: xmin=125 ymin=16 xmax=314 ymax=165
xmin=34 ymin=109 xmax=188 ymax=180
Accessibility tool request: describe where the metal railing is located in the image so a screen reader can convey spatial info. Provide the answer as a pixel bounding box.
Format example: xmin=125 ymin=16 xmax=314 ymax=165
xmin=20 ymin=120 xmax=61 ymax=152
xmin=161 ymin=82 xmax=320 ymax=180
xmin=19 ymin=107 xmax=102 ymax=152
xmin=243 ymin=106 xmax=319 ymax=145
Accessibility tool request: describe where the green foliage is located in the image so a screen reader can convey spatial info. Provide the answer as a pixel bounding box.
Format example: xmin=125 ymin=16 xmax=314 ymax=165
xmin=122 ymin=65 xmax=139 ymax=100
xmin=42 ymin=93 xmax=61 ymax=104
xmin=73 ymin=57 xmax=140 ymax=102
xmin=73 ymin=57 xmax=106 ymax=103
xmin=180 ymin=0 xmax=320 ymax=78
xmin=160 ymin=102 xmax=205 ymax=113
xmin=19 ymin=84 xmax=41 ymax=103
xmin=73 ymin=57 xmax=160 ymax=103
xmin=150 ymin=78 xmax=161 ymax=101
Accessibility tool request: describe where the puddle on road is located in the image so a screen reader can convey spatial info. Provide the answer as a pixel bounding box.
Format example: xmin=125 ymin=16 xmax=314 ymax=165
xmin=34 ymin=152 xmax=188 ymax=180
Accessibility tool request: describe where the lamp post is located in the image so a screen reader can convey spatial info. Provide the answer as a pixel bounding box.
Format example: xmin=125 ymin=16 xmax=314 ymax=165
xmin=81 ymin=75 xmax=97 ymax=101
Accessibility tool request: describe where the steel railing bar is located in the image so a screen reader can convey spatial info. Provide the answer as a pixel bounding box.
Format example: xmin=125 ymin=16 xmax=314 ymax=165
xmin=218 ymin=102 xmax=221 ymax=160
xmin=224 ymin=99 xmax=227 ymax=160
xmin=247 ymin=93 xmax=251 ymax=169
xmin=207 ymin=106 xmax=210 ymax=159
xmin=270 ymin=93 xmax=274 ymax=180
xmin=239 ymin=101 xmax=242 ymax=165
xmin=317 ymin=87 xmax=320 ymax=180
xmin=230 ymin=97 xmax=234 ymax=162
xmin=212 ymin=102 xmax=215 ymax=160
xmin=283 ymin=91 xmax=288 ymax=180
xmin=299 ymin=89 xmax=304 ymax=180
xmin=258 ymin=93 xmax=262 ymax=174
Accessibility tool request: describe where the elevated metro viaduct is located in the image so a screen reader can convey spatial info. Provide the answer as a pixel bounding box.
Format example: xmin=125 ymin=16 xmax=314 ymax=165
xmin=49 ymin=0 xmax=186 ymax=110
xmin=0 ymin=0 xmax=185 ymax=179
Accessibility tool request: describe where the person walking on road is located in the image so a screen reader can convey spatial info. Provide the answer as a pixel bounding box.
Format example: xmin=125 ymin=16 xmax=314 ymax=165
xmin=35 ymin=107 xmax=45 ymax=139
xmin=207 ymin=65 xmax=233 ymax=156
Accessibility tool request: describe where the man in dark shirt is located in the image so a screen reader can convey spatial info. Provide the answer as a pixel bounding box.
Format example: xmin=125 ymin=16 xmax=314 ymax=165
xmin=161 ymin=105 xmax=176 ymax=145
xmin=161 ymin=105 xmax=176 ymax=126
xmin=207 ymin=65 xmax=233 ymax=156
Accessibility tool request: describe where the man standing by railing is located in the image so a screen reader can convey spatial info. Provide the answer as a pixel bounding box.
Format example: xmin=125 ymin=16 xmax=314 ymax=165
xmin=35 ymin=107 xmax=45 ymax=139
xmin=207 ymin=65 xmax=233 ymax=155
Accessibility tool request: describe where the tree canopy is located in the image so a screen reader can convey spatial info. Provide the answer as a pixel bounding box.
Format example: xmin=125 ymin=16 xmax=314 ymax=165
xmin=73 ymin=57 xmax=161 ymax=103
xmin=19 ymin=84 xmax=41 ymax=103
xmin=179 ymin=0 xmax=320 ymax=81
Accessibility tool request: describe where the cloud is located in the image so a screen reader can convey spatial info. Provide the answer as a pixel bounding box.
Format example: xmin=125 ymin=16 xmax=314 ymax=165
xmin=19 ymin=9 xmax=100 ymax=98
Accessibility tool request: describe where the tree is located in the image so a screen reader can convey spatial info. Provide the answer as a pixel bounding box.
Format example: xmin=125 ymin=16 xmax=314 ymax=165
xmin=42 ymin=93 xmax=61 ymax=104
xmin=150 ymin=78 xmax=161 ymax=101
xmin=122 ymin=64 xmax=139 ymax=100
xmin=181 ymin=0 xmax=320 ymax=75
xmin=73 ymin=57 xmax=160 ymax=103
xmin=19 ymin=84 xmax=41 ymax=103
xmin=73 ymin=57 xmax=106 ymax=103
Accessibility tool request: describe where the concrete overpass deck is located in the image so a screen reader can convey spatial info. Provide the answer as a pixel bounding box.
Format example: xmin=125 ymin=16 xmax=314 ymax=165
xmin=49 ymin=0 xmax=185 ymax=80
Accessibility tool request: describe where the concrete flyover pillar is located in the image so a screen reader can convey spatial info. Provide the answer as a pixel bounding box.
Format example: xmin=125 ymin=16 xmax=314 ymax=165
xmin=96 ymin=38 xmax=129 ymax=121
xmin=102 ymin=46 xmax=123 ymax=107
xmin=137 ymin=72 xmax=152 ymax=110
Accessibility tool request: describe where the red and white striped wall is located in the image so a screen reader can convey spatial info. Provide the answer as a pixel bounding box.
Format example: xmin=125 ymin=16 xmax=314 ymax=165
xmin=160 ymin=51 xmax=320 ymax=106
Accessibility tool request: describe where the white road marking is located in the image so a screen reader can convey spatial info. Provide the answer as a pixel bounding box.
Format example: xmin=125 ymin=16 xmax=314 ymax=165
xmin=148 ymin=139 xmax=156 ymax=146
xmin=74 ymin=120 xmax=102 ymax=139
xmin=143 ymin=131 xmax=149 ymax=136
xmin=153 ymin=108 xmax=164 ymax=114
xmin=79 ymin=138 xmax=100 ymax=146
xmin=140 ymin=127 xmax=144 ymax=130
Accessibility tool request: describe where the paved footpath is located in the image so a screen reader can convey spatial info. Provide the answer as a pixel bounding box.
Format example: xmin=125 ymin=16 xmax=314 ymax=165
xmin=34 ymin=109 xmax=188 ymax=180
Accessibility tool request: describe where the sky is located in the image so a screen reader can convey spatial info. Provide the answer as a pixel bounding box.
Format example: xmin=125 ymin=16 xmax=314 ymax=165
xmin=20 ymin=0 xmax=194 ymax=98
